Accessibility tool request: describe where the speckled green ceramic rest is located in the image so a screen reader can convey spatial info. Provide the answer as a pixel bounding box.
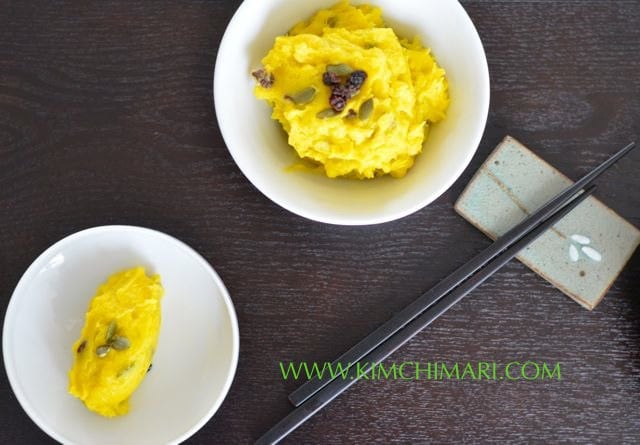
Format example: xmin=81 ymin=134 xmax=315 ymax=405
xmin=455 ymin=136 xmax=640 ymax=310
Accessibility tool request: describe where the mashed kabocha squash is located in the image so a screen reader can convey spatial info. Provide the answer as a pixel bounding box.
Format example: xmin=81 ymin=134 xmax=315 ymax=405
xmin=68 ymin=267 xmax=163 ymax=417
xmin=252 ymin=1 xmax=449 ymax=179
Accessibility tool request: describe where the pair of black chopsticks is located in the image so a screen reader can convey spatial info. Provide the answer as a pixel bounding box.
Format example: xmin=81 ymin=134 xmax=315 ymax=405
xmin=256 ymin=142 xmax=636 ymax=445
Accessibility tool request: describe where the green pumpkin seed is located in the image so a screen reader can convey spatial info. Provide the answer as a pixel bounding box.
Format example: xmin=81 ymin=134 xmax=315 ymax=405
xmin=285 ymin=87 xmax=317 ymax=105
xmin=317 ymin=108 xmax=339 ymax=119
xmin=105 ymin=320 xmax=117 ymax=343
xmin=326 ymin=64 xmax=354 ymax=76
xmin=359 ymin=98 xmax=374 ymax=120
xmin=110 ymin=336 xmax=131 ymax=351
xmin=96 ymin=345 xmax=110 ymax=358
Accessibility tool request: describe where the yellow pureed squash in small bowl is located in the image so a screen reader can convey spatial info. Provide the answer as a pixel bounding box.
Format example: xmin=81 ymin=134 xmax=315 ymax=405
xmin=253 ymin=1 xmax=450 ymax=179
xmin=68 ymin=267 xmax=163 ymax=417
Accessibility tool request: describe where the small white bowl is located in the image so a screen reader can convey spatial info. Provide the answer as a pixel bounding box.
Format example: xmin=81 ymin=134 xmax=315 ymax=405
xmin=214 ymin=0 xmax=489 ymax=225
xmin=2 ymin=226 xmax=239 ymax=445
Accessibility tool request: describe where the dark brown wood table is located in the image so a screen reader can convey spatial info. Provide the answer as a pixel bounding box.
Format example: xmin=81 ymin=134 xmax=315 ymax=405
xmin=1 ymin=1 xmax=639 ymax=443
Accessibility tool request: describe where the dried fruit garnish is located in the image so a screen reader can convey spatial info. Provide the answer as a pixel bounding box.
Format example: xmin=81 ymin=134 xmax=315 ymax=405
xmin=347 ymin=70 xmax=367 ymax=90
xmin=323 ymin=65 xmax=368 ymax=112
xmin=251 ymin=68 xmax=275 ymax=88
xmin=329 ymin=93 xmax=347 ymax=112
xmin=323 ymin=71 xmax=341 ymax=86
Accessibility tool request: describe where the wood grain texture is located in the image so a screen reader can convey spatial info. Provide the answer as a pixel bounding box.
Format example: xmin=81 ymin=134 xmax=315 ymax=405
xmin=0 ymin=1 xmax=638 ymax=444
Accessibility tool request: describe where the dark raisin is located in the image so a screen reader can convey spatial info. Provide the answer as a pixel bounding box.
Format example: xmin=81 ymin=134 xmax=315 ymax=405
xmin=329 ymin=94 xmax=347 ymax=112
xmin=346 ymin=84 xmax=361 ymax=97
xmin=324 ymin=68 xmax=367 ymax=112
xmin=347 ymin=70 xmax=367 ymax=90
xmin=251 ymin=68 xmax=275 ymax=88
xmin=323 ymin=71 xmax=341 ymax=86
xmin=332 ymin=85 xmax=352 ymax=99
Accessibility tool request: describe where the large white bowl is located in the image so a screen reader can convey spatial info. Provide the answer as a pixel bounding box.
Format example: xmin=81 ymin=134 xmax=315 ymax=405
xmin=2 ymin=226 xmax=239 ymax=445
xmin=214 ymin=0 xmax=489 ymax=225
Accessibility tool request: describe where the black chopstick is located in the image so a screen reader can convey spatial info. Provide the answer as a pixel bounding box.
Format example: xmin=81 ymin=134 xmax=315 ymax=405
xmin=289 ymin=141 xmax=636 ymax=407
xmin=257 ymin=185 xmax=597 ymax=445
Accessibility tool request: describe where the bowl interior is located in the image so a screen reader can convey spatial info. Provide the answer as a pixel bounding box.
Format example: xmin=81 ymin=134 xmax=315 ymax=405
xmin=215 ymin=0 xmax=489 ymax=225
xmin=2 ymin=226 xmax=239 ymax=445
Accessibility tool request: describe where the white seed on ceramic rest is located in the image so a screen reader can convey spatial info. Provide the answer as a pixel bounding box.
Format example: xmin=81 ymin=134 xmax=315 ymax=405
xmin=581 ymin=246 xmax=602 ymax=262
xmin=571 ymin=234 xmax=591 ymax=245
xmin=569 ymin=245 xmax=580 ymax=262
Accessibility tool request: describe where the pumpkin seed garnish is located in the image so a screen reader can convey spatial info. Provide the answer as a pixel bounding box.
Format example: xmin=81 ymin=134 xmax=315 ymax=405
xmin=326 ymin=64 xmax=354 ymax=76
xmin=110 ymin=336 xmax=131 ymax=351
xmin=77 ymin=340 xmax=87 ymax=354
xmin=96 ymin=345 xmax=110 ymax=358
xmin=97 ymin=320 xmax=131 ymax=355
xmin=316 ymin=108 xmax=339 ymax=119
xmin=359 ymin=98 xmax=374 ymax=120
xmin=285 ymin=87 xmax=317 ymax=105
xmin=105 ymin=320 xmax=117 ymax=343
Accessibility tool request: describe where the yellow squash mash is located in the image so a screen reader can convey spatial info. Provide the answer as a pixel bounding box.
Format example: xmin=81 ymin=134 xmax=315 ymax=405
xmin=253 ymin=1 xmax=449 ymax=179
xmin=68 ymin=267 xmax=163 ymax=417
